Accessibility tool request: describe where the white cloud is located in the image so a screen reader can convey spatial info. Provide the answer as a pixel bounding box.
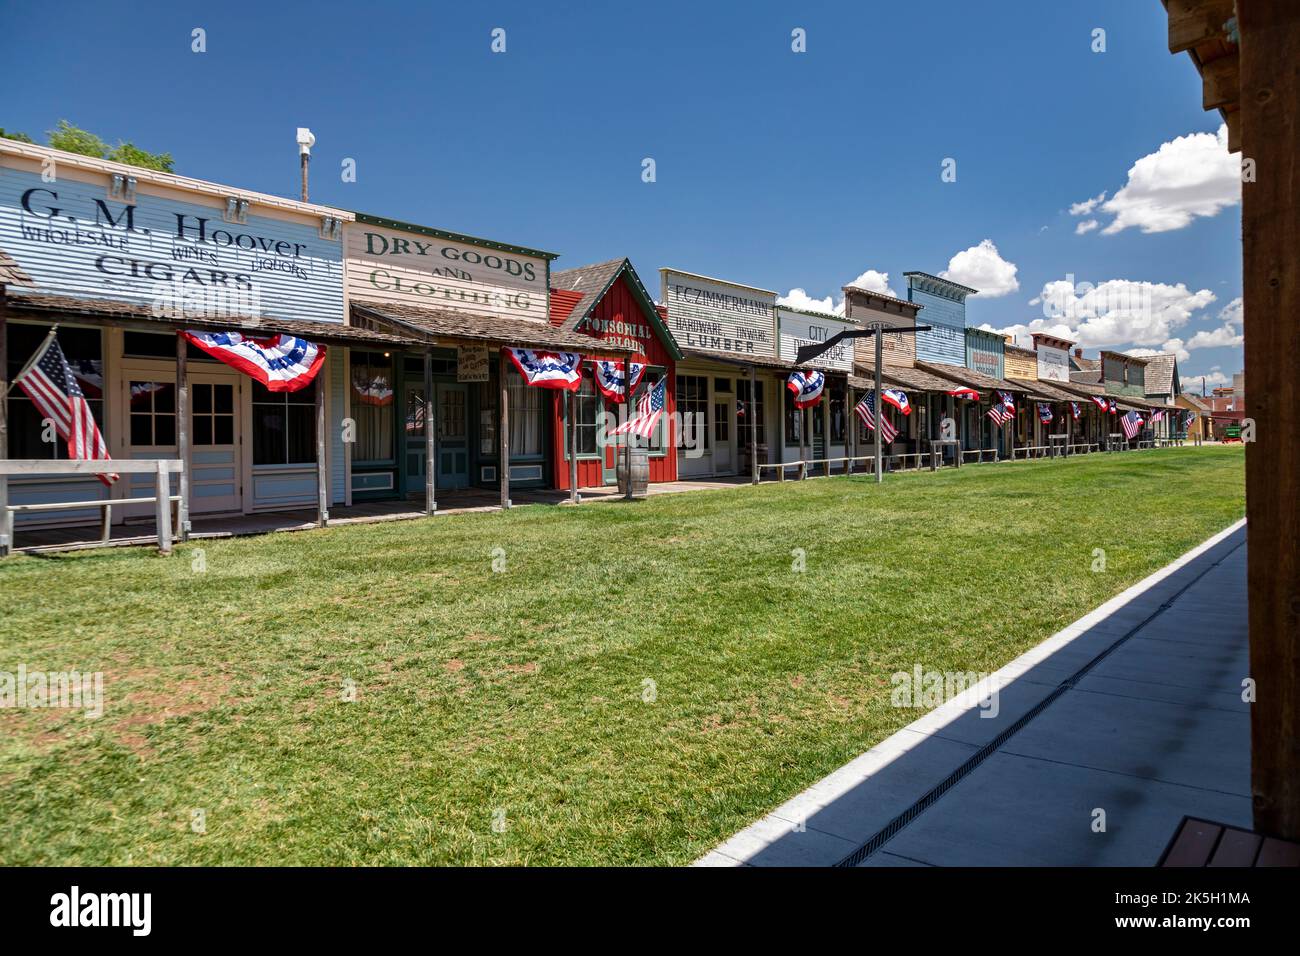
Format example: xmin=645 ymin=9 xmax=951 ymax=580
xmin=1218 ymin=296 xmax=1243 ymax=328
xmin=1069 ymin=125 xmax=1240 ymax=235
xmin=1186 ymin=366 xmax=1232 ymax=389
xmin=1069 ymin=192 xmax=1107 ymax=216
xmin=1187 ymin=325 xmax=1244 ymax=349
xmin=1075 ymin=219 xmax=1099 ymax=235
xmin=777 ymin=287 xmax=843 ymax=315
xmin=998 ymin=278 xmax=1216 ymax=348
xmin=845 ymin=269 xmax=898 ymax=299
xmin=1126 ymin=339 xmax=1191 ymax=363
xmin=939 ymin=239 xmax=1019 ymax=298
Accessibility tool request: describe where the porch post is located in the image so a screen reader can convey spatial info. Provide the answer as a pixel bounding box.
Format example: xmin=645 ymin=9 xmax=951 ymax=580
xmin=798 ymin=405 xmax=807 ymax=480
xmin=873 ymin=324 xmax=884 ymax=483
xmin=175 ymin=332 xmax=190 ymax=541
xmin=315 ymin=360 xmax=328 ymax=527
xmin=822 ymin=384 xmax=831 ymax=477
xmin=749 ymin=365 xmax=758 ymax=485
xmin=155 ymin=459 xmax=173 ymax=555
xmin=424 ymin=349 xmax=436 ymax=515
xmin=0 ymin=287 xmax=9 ymax=557
xmin=623 ymin=352 xmax=633 ymax=501
xmin=499 ymin=349 xmax=511 ymax=509
xmin=846 ymin=381 xmax=855 ymax=476
xmin=567 ymin=390 xmax=578 ymax=504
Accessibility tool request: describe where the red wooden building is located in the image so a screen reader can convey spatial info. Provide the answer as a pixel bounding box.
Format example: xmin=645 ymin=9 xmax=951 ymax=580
xmin=547 ymin=258 xmax=682 ymax=490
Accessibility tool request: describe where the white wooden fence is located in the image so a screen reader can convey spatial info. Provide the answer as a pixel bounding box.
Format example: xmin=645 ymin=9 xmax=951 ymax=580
xmin=0 ymin=459 xmax=184 ymax=557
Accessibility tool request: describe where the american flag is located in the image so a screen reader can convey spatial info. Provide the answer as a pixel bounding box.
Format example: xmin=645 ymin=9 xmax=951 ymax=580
xmin=13 ymin=330 xmax=116 ymax=485
xmin=611 ymin=377 xmax=666 ymax=439
xmin=1149 ymin=408 xmax=1165 ymax=424
xmin=1121 ymin=409 xmax=1145 ymax=439
xmin=986 ymin=403 xmax=1013 ymax=427
xmin=855 ymin=391 xmax=898 ymax=443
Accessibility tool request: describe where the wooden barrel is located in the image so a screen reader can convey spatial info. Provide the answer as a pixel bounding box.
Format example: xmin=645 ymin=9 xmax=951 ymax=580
xmin=616 ymin=447 xmax=650 ymax=498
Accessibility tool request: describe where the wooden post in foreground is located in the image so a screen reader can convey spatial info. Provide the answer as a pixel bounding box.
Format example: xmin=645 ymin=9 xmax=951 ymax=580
xmin=315 ymin=366 xmax=328 ymax=527
xmin=623 ymin=355 xmax=633 ymax=501
xmin=822 ymin=386 xmax=831 ymax=477
xmin=567 ymin=390 xmax=579 ymax=504
xmin=499 ymin=350 xmax=511 ymax=509
xmin=175 ymin=333 xmax=190 ymax=541
xmin=750 ymin=365 xmax=759 ymax=485
xmin=154 ymin=459 xmax=172 ymax=555
xmin=0 ymin=288 xmax=9 ymax=557
xmin=1241 ymin=0 xmax=1300 ymax=841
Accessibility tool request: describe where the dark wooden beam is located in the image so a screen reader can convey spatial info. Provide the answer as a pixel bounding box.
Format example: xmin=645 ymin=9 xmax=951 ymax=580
xmin=1167 ymin=0 xmax=1237 ymax=53
xmin=1201 ymin=53 xmax=1241 ymax=109
xmin=1239 ymin=0 xmax=1300 ymax=841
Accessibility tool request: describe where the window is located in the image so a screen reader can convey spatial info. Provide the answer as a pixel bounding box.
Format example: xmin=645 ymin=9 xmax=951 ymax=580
xmin=123 ymin=331 xmax=210 ymax=361
xmin=351 ymin=351 xmax=395 ymax=462
xmin=784 ymin=388 xmax=804 ymax=445
xmin=714 ymin=402 xmax=729 ymax=443
xmin=829 ymin=384 xmax=846 ymax=443
xmin=736 ymin=378 xmax=765 ymax=435
xmin=439 ymin=387 xmax=466 ymax=439
xmin=478 ymin=382 xmax=496 ymax=456
xmin=252 ymin=379 xmax=316 ymax=465
xmin=6 ymin=324 xmax=105 ymax=459
xmin=129 ymin=381 xmax=176 ymax=446
xmin=192 ymin=383 xmax=235 ymax=446
xmin=675 ymin=374 xmax=709 ymax=451
xmin=567 ymin=375 xmax=600 ymax=457
xmin=507 ymin=368 xmax=543 ymax=456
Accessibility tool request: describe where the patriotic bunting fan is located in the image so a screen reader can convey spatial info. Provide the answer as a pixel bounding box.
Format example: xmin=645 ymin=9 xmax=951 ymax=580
xmin=1071 ymin=402 xmax=1082 ymax=421
xmin=1091 ymin=395 xmax=1109 ymax=412
xmin=1108 ymin=398 xmax=1119 ymax=415
xmin=183 ymin=330 xmax=326 ymax=393
xmin=882 ymin=388 xmax=911 ymax=416
xmin=505 ymin=349 xmax=584 ymax=391
xmin=787 ymin=369 xmax=826 ymax=409
xmin=1037 ymin=402 xmax=1054 ymax=424
xmin=947 ymin=387 xmax=980 ymax=401
xmin=998 ymin=390 xmax=1016 ymax=411
xmin=592 ymin=358 xmax=646 ymax=401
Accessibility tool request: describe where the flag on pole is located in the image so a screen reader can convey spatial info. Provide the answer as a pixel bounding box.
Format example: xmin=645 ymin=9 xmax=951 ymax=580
xmin=787 ymin=369 xmax=826 ymax=409
xmin=855 ymin=391 xmax=898 ymax=443
xmin=998 ymin=390 xmax=1015 ymax=412
xmin=882 ymin=388 xmax=911 ymax=416
xmin=504 ymin=349 xmax=584 ymax=391
xmin=947 ymin=387 xmax=980 ymax=401
xmin=13 ymin=329 xmax=117 ymax=485
xmin=987 ymin=403 xmax=1013 ymax=427
xmin=1121 ymin=409 xmax=1145 ymax=439
xmin=611 ymin=377 xmax=666 ymax=438
xmin=1149 ymin=408 xmax=1165 ymax=424
xmin=183 ymin=330 xmax=326 ymax=392
xmin=1037 ymin=402 xmax=1054 ymax=424
xmin=1071 ymin=402 xmax=1082 ymax=421
xmin=592 ymin=358 xmax=646 ymax=401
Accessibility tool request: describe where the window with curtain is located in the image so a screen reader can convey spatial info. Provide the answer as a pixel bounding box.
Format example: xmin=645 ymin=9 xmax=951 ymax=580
xmin=350 ymin=351 xmax=395 ymax=462
xmin=567 ymin=375 xmax=599 ymax=457
xmin=630 ymin=368 xmax=667 ymax=452
xmin=736 ymin=378 xmax=765 ymax=434
xmin=6 ymin=324 xmax=105 ymax=459
xmin=784 ymin=388 xmax=804 ymax=445
xmin=506 ymin=368 xmax=543 ymax=456
xmin=252 ymin=379 xmax=316 ymax=465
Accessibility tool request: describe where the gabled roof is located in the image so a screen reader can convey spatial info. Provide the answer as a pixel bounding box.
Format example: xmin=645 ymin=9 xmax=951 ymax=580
xmin=1070 ymin=369 xmax=1102 ymax=384
xmin=551 ymin=257 xmax=683 ymax=360
xmin=1071 ymin=355 xmax=1100 ymax=371
xmin=1142 ymin=353 xmax=1178 ymax=395
xmin=0 ymin=246 xmax=33 ymax=287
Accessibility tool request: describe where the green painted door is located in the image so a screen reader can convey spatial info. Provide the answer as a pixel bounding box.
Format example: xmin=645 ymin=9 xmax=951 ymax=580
xmin=435 ymin=383 xmax=469 ymax=489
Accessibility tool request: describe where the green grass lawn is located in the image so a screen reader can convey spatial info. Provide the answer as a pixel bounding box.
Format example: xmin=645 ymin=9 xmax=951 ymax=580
xmin=0 ymin=446 xmax=1244 ymax=866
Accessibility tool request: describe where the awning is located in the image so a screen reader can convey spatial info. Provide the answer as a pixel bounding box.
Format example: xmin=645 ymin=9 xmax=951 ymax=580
xmin=852 ymin=362 xmax=966 ymax=394
xmin=352 ymin=299 xmax=609 ymax=354
xmin=682 ymin=347 xmax=851 ymax=376
xmin=914 ymin=361 xmax=1033 ymax=397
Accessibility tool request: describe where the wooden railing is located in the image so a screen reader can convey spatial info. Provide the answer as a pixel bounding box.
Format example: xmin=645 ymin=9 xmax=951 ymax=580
xmin=0 ymin=459 xmax=184 ymax=557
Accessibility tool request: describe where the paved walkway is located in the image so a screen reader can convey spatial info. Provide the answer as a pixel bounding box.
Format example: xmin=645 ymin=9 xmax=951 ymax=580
xmin=699 ymin=519 xmax=1250 ymax=867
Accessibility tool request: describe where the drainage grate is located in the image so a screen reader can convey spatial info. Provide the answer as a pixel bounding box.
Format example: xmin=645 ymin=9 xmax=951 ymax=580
xmin=833 ymin=537 xmax=1245 ymax=868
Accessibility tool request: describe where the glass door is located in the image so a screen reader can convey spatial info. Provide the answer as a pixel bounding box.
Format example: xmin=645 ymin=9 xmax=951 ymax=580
xmin=436 ymin=383 xmax=468 ymax=489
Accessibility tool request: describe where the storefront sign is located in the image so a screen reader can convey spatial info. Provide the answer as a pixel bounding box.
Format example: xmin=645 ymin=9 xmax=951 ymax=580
xmin=346 ymin=222 xmax=547 ymax=323
xmin=1037 ymin=344 xmax=1069 ymax=382
xmin=457 ymin=346 xmax=490 ymax=383
xmin=660 ymin=269 xmax=776 ymax=358
xmin=0 ymin=165 xmax=344 ymax=323
xmin=777 ymin=307 xmax=854 ymax=371
xmin=573 ymin=311 xmax=654 ymax=356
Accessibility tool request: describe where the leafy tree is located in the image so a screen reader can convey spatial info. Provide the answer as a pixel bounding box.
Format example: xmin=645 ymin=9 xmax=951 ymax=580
xmin=45 ymin=120 xmax=174 ymax=172
xmin=107 ymin=141 xmax=174 ymax=173
xmin=47 ymin=119 xmax=109 ymax=159
xmin=0 ymin=127 xmax=36 ymax=144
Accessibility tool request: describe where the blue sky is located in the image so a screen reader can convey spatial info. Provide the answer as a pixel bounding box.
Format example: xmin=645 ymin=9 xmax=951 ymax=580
xmin=1 ymin=0 xmax=1242 ymax=390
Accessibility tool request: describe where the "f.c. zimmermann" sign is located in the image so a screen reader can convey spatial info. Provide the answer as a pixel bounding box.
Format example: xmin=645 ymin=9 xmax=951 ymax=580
xmin=659 ymin=268 xmax=776 ymax=358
